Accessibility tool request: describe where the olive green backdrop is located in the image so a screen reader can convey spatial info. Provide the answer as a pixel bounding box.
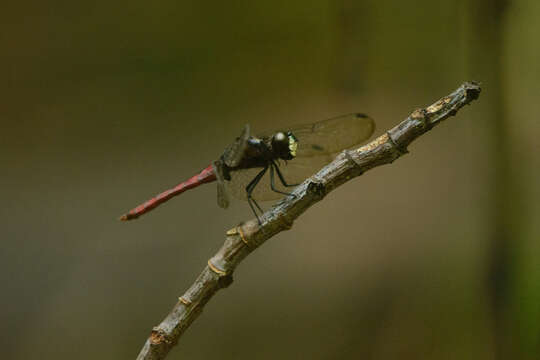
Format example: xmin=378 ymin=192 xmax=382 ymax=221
xmin=2 ymin=0 xmax=539 ymax=359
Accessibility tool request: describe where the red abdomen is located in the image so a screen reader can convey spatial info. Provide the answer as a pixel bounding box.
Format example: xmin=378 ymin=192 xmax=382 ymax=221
xmin=120 ymin=164 xmax=216 ymax=221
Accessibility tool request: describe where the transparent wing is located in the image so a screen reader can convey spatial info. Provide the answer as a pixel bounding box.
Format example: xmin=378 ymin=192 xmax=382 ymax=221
xmin=213 ymin=161 xmax=230 ymax=208
xmin=258 ymin=113 xmax=375 ymax=158
xmin=222 ymin=124 xmax=250 ymax=167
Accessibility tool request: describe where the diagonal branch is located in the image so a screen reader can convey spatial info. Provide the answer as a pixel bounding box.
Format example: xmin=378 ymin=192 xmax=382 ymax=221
xmin=136 ymin=82 xmax=481 ymax=360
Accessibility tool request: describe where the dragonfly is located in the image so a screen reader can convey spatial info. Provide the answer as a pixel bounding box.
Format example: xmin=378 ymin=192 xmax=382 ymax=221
xmin=120 ymin=113 xmax=375 ymax=223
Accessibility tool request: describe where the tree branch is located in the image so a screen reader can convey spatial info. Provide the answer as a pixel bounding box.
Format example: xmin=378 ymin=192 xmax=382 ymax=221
xmin=136 ymin=82 xmax=481 ymax=360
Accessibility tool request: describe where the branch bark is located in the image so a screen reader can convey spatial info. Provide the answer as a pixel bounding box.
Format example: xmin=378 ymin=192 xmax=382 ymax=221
xmin=136 ymin=82 xmax=481 ymax=360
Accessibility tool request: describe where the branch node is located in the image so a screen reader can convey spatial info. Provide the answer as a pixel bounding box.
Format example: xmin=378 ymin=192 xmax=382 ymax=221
xmin=237 ymin=226 xmax=248 ymax=245
xmin=344 ymin=150 xmax=364 ymax=175
xmin=227 ymin=225 xmax=254 ymax=251
xmin=306 ymin=180 xmax=326 ymax=200
xmin=385 ymin=131 xmax=409 ymax=156
xmin=412 ymin=107 xmax=434 ymax=131
xmin=207 ymin=259 xmax=228 ymax=276
xmin=178 ymin=296 xmax=191 ymax=306
xmin=150 ymin=327 xmax=172 ymax=345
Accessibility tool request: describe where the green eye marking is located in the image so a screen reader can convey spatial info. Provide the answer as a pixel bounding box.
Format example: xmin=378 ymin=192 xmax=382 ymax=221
xmin=288 ymin=133 xmax=298 ymax=157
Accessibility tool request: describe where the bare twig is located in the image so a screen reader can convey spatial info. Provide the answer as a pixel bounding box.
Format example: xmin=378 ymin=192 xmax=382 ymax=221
xmin=136 ymin=82 xmax=481 ymax=360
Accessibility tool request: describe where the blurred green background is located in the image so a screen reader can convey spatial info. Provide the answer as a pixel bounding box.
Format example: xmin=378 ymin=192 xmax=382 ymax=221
xmin=2 ymin=0 xmax=539 ymax=359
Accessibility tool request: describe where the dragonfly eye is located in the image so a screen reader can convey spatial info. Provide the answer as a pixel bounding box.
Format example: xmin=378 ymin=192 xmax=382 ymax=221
xmin=288 ymin=132 xmax=298 ymax=158
xmin=272 ymin=132 xmax=295 ymax=160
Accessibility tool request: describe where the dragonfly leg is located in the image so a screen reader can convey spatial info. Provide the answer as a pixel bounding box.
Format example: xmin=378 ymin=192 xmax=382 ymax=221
xmin=272 ymin=161 xmax=300 ymax=187
xmin=247 ymin=198 xmax=263 ymax=225
xmin=246 ymin=166 xmax=268 ymax=223
xmin=269 ymin=165 xmax=295 ymax=197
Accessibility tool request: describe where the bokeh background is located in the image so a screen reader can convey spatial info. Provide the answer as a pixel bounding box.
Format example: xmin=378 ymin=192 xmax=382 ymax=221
xmin=2 ymin=0 xmax=539 ymax=359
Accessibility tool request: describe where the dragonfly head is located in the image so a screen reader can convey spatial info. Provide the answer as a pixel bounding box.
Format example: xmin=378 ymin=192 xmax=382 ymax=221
xmin=272 ymin=131 xmax=298 ymax=160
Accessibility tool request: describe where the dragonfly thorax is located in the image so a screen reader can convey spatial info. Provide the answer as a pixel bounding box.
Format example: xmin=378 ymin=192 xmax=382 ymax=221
xmin=271 ymin=131 xmax=298 ymax=160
